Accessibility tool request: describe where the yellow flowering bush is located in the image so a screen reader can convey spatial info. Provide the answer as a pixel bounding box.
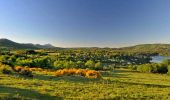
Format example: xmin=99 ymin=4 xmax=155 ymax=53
xmin=14 ymin=66 xmax=33 ymax=77
xmin=55 ymin=68 xmax=101 ymax=78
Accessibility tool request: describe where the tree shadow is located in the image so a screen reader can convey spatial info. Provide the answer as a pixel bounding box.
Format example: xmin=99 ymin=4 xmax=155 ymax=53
xmin=32 ymin=73 xmax=102 ymax=83
xmin=33 ymin=73 xmax=60 ymax=81
xmin=103 ymin=79 xmax=170 ymax=88
xmin=0 ymin=85 xmax=63 ymax=100
xmin=113 ymin=69 xmax=137 ymax=73
xmin=100 ymin=70 xmax=170 ymax=88
xmin=100 ymin=70 xmax=130 ymax=78
xmin=118 ymin=81 xmax=170 ymax=88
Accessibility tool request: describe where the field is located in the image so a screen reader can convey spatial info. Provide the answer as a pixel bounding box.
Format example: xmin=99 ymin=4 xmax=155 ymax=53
xmin=1 ymin=0 xmax=170 ymax=99
xmin=1 ymin=69 xmax=170 ymax=99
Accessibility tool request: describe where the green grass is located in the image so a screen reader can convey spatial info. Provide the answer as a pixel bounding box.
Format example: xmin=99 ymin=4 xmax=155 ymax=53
xmin=1 ymin=69 xmax=170 ymax=99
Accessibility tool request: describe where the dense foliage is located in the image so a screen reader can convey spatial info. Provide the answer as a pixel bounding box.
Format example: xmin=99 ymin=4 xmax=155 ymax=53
xmin=0 ymin=48 xmax=152 ymax=71
xmin=1 ymin=47 xmax=170 ymax=75
xmin=129 ymin=59 xmax=170 ymax=74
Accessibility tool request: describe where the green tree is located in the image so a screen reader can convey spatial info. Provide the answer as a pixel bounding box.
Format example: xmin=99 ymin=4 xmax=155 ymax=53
xmin=54 ymin=60 xmax=63 ymax=69
xmin=77 ymin=61 xmax=84 ymax=68
xmin=95 ymin=62 xmax=103 ymax=70
xmin=85 ymin=60 xmax=95 ymax=69
xmin=162 ymin=59 xmax=170 ymax=66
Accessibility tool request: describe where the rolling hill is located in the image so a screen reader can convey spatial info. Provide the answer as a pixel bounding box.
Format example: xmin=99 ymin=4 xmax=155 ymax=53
xmin=120 ymin=44 xmax=170 ymax=51
xmin=1 ymin=38 xmax=170 ymax=56
xmin=0 ymin=38 xmax=55 ymax=49
xmin=119 ymin=44 xmax=170 ymax=55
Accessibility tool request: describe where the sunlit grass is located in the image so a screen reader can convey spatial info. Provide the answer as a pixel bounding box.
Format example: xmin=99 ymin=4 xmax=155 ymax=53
xmin=1 ymin=69 xmax=170 ymax=99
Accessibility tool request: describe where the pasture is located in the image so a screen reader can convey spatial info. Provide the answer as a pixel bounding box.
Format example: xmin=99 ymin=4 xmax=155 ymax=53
xmin=0 ymin=69 xmax=170 ymax=99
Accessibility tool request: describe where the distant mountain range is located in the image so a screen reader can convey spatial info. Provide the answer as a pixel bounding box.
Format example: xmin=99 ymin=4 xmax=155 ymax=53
xmin=1 ymin=38 xmax=170 ymax=54
xmin=0 ymin=38 xmax=55 ymax=49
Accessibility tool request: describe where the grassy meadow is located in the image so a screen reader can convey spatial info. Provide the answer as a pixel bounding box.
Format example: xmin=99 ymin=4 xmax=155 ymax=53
xmin=0 ymin=69 xmax=170 ymax=99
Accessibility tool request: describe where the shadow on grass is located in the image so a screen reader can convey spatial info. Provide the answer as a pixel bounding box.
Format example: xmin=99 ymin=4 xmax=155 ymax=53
xmin=100 ymin=70 xmax=130 ymax=78
xmin=99 ymin=70 xmax=170 ymax=88
xmin=113 ymin=69 xmax=137 ymax=73
xmin=33 ymin=73 xmax=102 ymax=83
xmin=103 ymin=79 xmax=170 ymax=88
xmin=117 ymin=81 xmax=170 ymax=88
xmin=0 ymin=85 xmax=63 ymax=100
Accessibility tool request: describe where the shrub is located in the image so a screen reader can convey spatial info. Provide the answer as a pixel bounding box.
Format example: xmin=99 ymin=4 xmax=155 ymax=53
xmin=75 ymin=69 xmax=87 ymax=76
xmin=137 ymin=64 xmax=153 ymax=73
xmin=14 ymin=66 xmax=23 ymax=72
xmin=128 ymin=65 xmax=137 ymax=70
xmin=157 ymin=63 xmax=168 ymax=73
xmin=14 ymin=66 xmax=33 ymax=77
xmin=136 ymin=63 xmax=168 ymax=74
xmin=55 ymin=68 xmax=102 ymax=78
xmin=19 ymin=68 xmax=33 ymax=77
xmin=16 ymin=57 xmax=52 ymax=69
xmin=167 ymin=65 xmax=170 ymax=75
xmin=85 ymin=60 xmax=95 ymax=69
xmin=151 ymin=63 xmax=159 ymax=73
xmin=85 ymin=70 xmax=101 ymax=78
xmin=94 ymin=62 xmax=103 ymax=70
xmin=0 ymin=64 xmax=13 ymax=74
xmin=162 ymin=59 xmax=170 ymax=66
xmin=29 ymin=68 xmax=43 ymax=71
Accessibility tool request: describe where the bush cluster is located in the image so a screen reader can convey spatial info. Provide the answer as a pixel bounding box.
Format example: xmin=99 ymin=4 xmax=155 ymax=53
xmin=137 ymin=64 xmax=158 ymax=73
xmin=128 ymin=65 xmax=137 ymax=71
xmin=14 ymin=66 xmax=33 ymax=77
xmin=28 ymin=68 xmax=43 ymax=71
xmin=16 ymin=57 xmax=52 ymax=69
xmin=54 ymin=60 xmax=104 ymax=70
xmin=55 ymin=68 xmax=102 ymax=78
xmin=128 ymin=59 xmax=170 ymax=74
xmin=0 ymin=63 xmax=13 ymax=74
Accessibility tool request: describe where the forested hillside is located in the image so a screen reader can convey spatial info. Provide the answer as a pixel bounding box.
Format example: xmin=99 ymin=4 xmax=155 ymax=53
xmin=120 ymin=44 xmax=170 ymax=56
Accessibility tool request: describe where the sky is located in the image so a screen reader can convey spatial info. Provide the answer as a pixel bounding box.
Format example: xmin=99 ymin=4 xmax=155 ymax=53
xmin=0 ymin=0 xmax=170 ymax=47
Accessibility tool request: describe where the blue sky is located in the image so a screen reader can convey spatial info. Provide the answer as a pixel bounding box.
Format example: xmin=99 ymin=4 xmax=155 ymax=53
xmin=0 ymin=0 xmax=170 ymax=47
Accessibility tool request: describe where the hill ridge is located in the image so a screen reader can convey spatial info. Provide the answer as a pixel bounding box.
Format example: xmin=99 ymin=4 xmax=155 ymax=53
xmin=0 ymin=38 xmax=55 ymax=49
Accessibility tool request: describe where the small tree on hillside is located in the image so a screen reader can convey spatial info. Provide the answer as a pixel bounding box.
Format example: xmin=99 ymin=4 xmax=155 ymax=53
xmin=95 ymin=62 xmax=103 ymax=70
xmin=85 ymin=60 xmax=95 ymax=69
